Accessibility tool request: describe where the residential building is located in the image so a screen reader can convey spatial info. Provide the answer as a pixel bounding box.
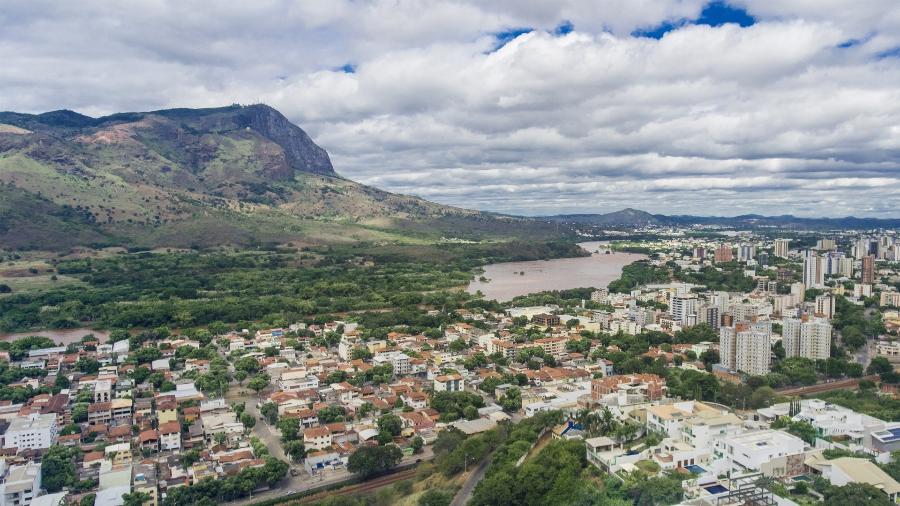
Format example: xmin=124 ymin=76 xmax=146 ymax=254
xmin=531 ymin=314 xmax=561 ymax=327
xmin=159 ymin=421 xmax=181 ymax=451
xmin=373 ymin=351 xmax=411 ymax=376
xmin=719 ymin=429 xmax=807 ymax=472
xmin=0 ymin=461 xmax=41 ymax=506
xmin=862 ymin=255 xmax=875 ymax=284
xmin=774 ymin=239 xmax=790 ymax=258
xmin=719 ymin=323 xmax=771 ymax=376
xmin=670 ymin=293 xmax=698 ymax=326
xmin=714 ymin=245 xmax=733 ymax=263
xmin=303 ymin=427 xmax=332 ymax=451
xmin=782 ymin=317 xmax=832 ymax=361
xmin=2 ymin=414 xmax=57 ymax=451
xmin=805 ymin=455 xmax=900 ymax=502
xmin=803 ymin=251 xmax=825 ymax=288
xmin=433 ymin=374 xmax=465 ymax=393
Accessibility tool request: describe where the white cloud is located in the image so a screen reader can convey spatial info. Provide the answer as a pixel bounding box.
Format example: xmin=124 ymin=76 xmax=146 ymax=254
xmin=1 ymin=0 xmax=899 ymax=216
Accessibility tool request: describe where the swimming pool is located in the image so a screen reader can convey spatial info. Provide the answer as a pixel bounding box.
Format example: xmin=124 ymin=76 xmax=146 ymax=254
xmin=685 ymin=464 xmax=706 ymax=474
xmin=704 ymin=484 xmax=729 ymax=494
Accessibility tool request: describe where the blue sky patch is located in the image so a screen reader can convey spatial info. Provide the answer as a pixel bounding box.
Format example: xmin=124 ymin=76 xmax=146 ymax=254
xmin=490 ymin=27 xmax=534 ymax=52
xmin=553 ymin=20 xmax=574 ymax=36
xmin=632 ymin=1 xmax=755 ymax=39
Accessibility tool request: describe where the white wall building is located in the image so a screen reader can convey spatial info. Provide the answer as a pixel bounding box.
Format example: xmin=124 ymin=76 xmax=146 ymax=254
xmin=0 ymin=461 xmax=41 ymax=506
xmin=719 ymin=430 xmax=807 ymax=472
xmin=2 ymin=414 xmax=57 ymax=451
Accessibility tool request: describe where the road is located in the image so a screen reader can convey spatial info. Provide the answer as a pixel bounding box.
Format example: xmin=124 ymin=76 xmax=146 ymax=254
xmin=449 ymin=453 xmax=492 ymax=506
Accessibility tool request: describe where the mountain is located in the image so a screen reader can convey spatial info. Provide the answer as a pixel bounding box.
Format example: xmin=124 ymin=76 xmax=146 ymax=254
xmin=545 ymin=209 xmax=900 ymax=230
xmin=0 ymin=104 xmax=559 ymax=249
xmin=547 ymin=208 xmax=662 ymax=227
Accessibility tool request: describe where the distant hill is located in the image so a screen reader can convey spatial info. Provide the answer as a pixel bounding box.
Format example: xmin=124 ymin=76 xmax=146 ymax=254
xmin=544 ymin=209 xmax=900 ymax=230
xmin=0 ymin=104 xmax=560 ymax=249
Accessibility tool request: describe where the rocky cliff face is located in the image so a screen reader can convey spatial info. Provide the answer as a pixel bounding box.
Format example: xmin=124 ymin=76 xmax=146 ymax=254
xmin=235 ymin=104 xmax=335 ymax=177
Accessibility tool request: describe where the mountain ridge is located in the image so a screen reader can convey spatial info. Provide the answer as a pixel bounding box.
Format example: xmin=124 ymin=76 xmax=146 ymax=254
xmin=0 ymin=104 xmax=560 ymax=250
xmin=543 ymin=209 xmax=900 ymax=229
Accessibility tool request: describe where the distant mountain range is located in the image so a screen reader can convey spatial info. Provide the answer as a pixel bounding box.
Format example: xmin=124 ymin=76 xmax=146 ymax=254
xmin=544 ymin=208 xmax=900 ymax=230
xmin=0 ymin=104 xmax=558 ymax=249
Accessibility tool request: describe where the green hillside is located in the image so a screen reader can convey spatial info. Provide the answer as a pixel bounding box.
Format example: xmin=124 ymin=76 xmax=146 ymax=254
xmin=0 ymin=104 xmax=563 ymax=249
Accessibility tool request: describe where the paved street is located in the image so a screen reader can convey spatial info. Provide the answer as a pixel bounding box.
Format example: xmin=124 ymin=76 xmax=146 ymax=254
xmin=449 ymin=453 xmax=492 ymax=506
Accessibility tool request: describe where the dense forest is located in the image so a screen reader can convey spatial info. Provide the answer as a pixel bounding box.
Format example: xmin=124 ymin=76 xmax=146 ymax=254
xmin=0 ymin=241 xmax=583 ymax=332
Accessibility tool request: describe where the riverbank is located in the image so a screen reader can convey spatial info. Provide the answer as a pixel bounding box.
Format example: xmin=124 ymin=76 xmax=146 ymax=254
xmin=0 ymin=328 xmax=110 ymax=345
xmin=466 ymin=241 xmax=646 ymax=302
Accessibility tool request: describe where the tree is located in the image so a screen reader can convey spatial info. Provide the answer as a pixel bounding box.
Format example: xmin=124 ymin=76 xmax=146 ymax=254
xmin=234 ymin=356 xmax=261 ymax=375
xmin=42 ymin=445 xmax=79 ymax=492
xmin=629 ymin=474 xmax=684 ymax=506
xmin=411 ymin=436 xmax=424 ymax=454
xmin=418 ymin=489 xmax=453 ymax=506
xmin=247 ymin=373 xmax=270 ymax=394
xmin=260 ymin=402 xmax=278 ymax=424
xmin=76 ymin=357 xmax=101 ymax=374
xmin=123 ymin=492 xmax=152 ymax=506
xmin=318 ymin=405 xmax=347 ymax=424
xmin=277 ymin=417 xmax=300 ymax=442
xmin=347 ymin=445 xmax=403 ymax=478
xmin=500 ymin=388 xmax=522 ymax=412
xmin=72 ymin=403 xmax=88 ymax=423
xmin=868 ymin=356 xmax=893 ymax=376
xmin=377 ymin=414 xmax=403 ymax=437
xmin=283 ymin=440 xmax=306 ymax=462
xmin=824 ymin=483 xmax=892 ymax=506
xmin=240 ymin=412 xmax=256 ymax=429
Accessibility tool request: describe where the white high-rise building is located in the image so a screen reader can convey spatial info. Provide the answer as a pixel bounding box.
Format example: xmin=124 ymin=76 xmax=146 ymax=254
xmin=854 ymin=238 xmax=873 ymax=260
xmin=671 ymin=293 xmax=699 ymax=326
xmin=738 ymin=244 xmax=756 ymax=262
xmin=720 ymin=323 xmax=771 ymax=376
xmin=774 ymin=239 xmax=790 ymax=258
xmin=803 ymin=251 xmax=825 ymax=288
xmin=782 ymin=317 xmax=832 ymax=361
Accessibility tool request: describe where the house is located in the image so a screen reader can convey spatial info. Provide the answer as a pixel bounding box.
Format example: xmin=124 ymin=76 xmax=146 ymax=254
xmin=591 ymin=374 xmax=666 ymax=402
xmin=433 ymin=374 xmax=465 ymax=393
xmin=156 ymin=397 xmax=178 ymax=425
xmin=806 ymin=455 xmax=900 ymax=502
xmin=159 ymin=421 xmax=182 ymax=451
xmin=719 ymin=430 xmax=807 ymax=473
xmin=304 ymin=427 xmax=333 ymax=451
xmin=139 ymin=429 xmax=160 ymax=451
xmin=531 ymin=314 xmax=561 ymax=327
xmin=88 ymin=402 xmax=113 ymax=425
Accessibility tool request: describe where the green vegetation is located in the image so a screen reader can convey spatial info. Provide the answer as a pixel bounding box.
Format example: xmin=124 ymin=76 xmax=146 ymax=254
xmin=833 ymin=296 xmax=884 ymax=351
xmin=430 ymin=391 xmax=485 ymax=422
xmin=162 ymin=457 xmax=288 ymax=505
xmin=608 ymin=261 xmax=670 ymax=293
xmin=42 ymin=446 xmax=80 ymax=492
xmin=0 ymin=241 xmax=582 ymax=332
xmin=347 ymin=445 xmax=403 ymax=478
xmin=815 ymin=389 xmax=900 ymax=421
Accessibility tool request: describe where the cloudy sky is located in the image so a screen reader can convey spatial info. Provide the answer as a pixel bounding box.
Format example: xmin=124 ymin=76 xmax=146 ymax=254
xmin=3 ymin=1 xmax=900 ymax=217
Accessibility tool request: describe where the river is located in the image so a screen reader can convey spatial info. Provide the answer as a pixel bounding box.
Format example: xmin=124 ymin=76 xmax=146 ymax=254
xmin=466 ymin=241 xmax=646 ymax=302
xmin=0 ymin=328 xmax=111 ymax=345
